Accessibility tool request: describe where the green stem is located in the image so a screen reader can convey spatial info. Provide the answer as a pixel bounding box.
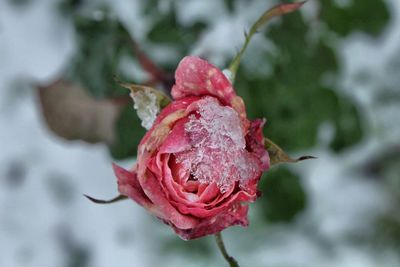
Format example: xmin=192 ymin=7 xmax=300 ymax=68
xmin=228 ymin=24 xmax=258 ymax=83
xmin=228 ymin=1 xmax=306 ymax=83
xmin=215 ymin=233 xmax=240 ymax=267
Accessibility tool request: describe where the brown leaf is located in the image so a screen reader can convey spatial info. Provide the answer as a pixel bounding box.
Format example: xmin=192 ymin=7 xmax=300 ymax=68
xmin=38 ymin=79 xmax=122 ymax=144
xmin=264 ymin=137 xmax=316 ymax=166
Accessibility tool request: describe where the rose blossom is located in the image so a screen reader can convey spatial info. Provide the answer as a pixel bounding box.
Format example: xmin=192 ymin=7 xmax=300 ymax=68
xmin=114 ymin=56 xmax=270 ymax=240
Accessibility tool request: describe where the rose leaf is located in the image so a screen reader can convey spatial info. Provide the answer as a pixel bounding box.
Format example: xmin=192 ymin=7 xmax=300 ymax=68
xmin=264 ymin=137 xmax=316 ymax=166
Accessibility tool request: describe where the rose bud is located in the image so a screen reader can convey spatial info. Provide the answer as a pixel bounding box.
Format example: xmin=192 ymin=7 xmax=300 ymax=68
xmin=114 ymin=56 xmax=270 ymax=240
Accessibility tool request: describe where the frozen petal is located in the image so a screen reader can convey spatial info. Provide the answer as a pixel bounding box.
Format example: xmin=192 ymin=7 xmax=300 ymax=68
xmin=139 ymin=171 xmax=198 ymax=229
xmin=172 ymin=56 xmax=236 ymax=105
xmin=158 ymin=118 xmax=191 ymax=154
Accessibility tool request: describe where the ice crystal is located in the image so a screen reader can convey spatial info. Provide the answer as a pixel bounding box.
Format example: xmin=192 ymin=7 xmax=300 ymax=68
xmin=130 ymin=89 xmax=159 ymax=130
xmin=176 ymin=97 xmax=258 ymax=192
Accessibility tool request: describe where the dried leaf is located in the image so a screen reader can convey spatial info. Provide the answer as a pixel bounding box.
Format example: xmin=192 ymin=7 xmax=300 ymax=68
xmin=264 ymin=137 xmax=316 ymax=165
xmin=84 ymin=194 xmax=127 ymax=204
xmin=118 ymin=82 xmax=172 ymax=130
xmin=38 ymin=79 xmax=122 ymax=144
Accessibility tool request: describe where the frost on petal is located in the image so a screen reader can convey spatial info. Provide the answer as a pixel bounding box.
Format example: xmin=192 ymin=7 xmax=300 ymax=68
xmin=171 ymin=56 xmax=236 ymax=105
xmin=130 ymin=89 xmax=159 ymax=130
xmin=176 ymin=97 xmax=260 ymax=193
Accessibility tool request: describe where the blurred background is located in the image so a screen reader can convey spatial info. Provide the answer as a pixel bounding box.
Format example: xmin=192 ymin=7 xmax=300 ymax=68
xmin=1 ymin=0 xmax=399 ymax=266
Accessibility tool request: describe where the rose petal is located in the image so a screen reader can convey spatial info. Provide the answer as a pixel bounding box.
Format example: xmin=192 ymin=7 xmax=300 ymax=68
xmin=246 ymin=119 xmax=270 ymax=171
xmin=172 ymin=202 xmax=249 ymax=240
xmin=180 ymin=188 xmax=257 ymax=218
xmin=138 ymin=96 xmax=201 ymax=154
xmin=172 ymin=56 xmax=250 ymax=129
xmin=150 ymin=96 xmax=201 ymax=129
xmin=158 ymin=117 xmax=191 ymax=154
xmin=169 ymin=155 xmax=190 ymax=184
xmin=172 ymin=56 xmax=236 ymax=104
xmin=113 ymin=163 xmax=153 ymax=208
xmin=139 ymin=170 xmax=198 ymax=229
xmin=161 ymin=154 xmax=204 ymax=207
xmin=198 ymin=182 xmax=220 ymax=203
xmin=169 ymin=180 xmax=257 ymax=219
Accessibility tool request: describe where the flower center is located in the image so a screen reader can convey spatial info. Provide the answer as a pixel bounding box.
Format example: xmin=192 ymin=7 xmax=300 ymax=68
xmin=176 ymin=97 xmax=258 ymax=193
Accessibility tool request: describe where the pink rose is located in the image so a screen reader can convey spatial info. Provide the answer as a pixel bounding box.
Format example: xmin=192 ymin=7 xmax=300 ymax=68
xmin=114 ymin=56 xmax=270 ymax=240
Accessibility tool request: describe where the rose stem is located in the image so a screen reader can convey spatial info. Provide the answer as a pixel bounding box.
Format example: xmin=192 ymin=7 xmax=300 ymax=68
xmin=228 ymin=2 xmax=305 ymax=83
xmin=214 ymin=233 xmax=240 ymax=267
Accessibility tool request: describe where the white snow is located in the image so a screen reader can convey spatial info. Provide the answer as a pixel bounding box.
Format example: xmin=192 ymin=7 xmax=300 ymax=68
xmin=130 ymin=89 xmax=159 ymax=130
xmin=176 ymin=97 xmax=258 ymax=192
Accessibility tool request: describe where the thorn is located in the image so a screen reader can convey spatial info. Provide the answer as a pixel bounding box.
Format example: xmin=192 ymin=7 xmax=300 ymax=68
xmin=243 ymin=29 xmax=249 ymax=38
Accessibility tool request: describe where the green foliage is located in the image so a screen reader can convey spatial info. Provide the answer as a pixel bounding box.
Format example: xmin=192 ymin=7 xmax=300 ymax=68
xmin=147 ymin=9 xmax=206 ymax=47
xmin=224 ymin=0 xmax=235 ymax=13
xmin=258 ymin=167 xmax=307 ymax=222
xmin=58 ymin=0 xmax=82 ymax=14
xmin=67 ymin=14 xmax=132 ymax=99
xmin=330 ymin=101 xmax=363 ymax=151
xmin=375 ymin=216 xmax=400 ymax=250
xmin=235 ymin=12 xmax=363 ymax=152
xmin=145 ymin=4 xmax=206 ymax=72
xmin=109 ymin=105 xmax=146 ymax=159
xmin=320 ymin=0 xmax=390 ymax=37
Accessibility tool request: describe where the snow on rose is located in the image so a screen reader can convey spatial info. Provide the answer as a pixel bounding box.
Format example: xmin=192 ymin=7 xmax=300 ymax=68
xmin=114 ymin=56 xmax=269 ymax=240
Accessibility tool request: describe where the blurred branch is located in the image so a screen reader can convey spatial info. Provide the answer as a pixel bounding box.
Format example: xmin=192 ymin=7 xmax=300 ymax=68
xmin=130 ymin=39 xmax=175 ymax=91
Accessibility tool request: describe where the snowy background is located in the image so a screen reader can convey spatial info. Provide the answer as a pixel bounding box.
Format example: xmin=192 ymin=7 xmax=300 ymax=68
xmin=1 ymin=0 xmax=400 ymax=267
